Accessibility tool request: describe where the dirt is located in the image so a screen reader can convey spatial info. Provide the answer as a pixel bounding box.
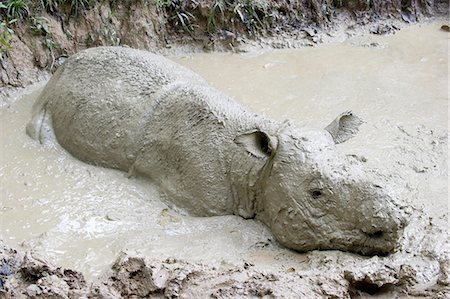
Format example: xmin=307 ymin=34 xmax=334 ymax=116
xmin=1 ymin=216 xmax=449 ymax=298
xmin=0 ymin=1 xmax=448 ymax=298
xmin=0 ymin=239 xmax=352 ymax=298
xmin=0 ymin=0 xmax=448 ymax=90
xmin=1 ymin=237 xmax=447 ymax=298
xmin=1 ymin=21 xmax=449 ymax=298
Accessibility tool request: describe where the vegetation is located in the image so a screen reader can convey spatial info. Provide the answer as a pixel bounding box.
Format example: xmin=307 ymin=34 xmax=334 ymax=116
xmin=154 ymin=0 xmax=270 ymax=34
xmin=5 ymin=0 xmax=30 ymax=20
xmin=66 ymin=0 xmax=90 ymax=16
xmin=233 ymin=0 xmax=265 ymax=32
xmin=155 ymin=0 xmax=196 ymax=34
xmin=0 ymin=18 xmax=16 ymax=59
xmin=0 ymin=0 xmax=279 ymax=56
xmin=0 ymin=0 xmax=89 ymax=60
xmin=207 ymin=0 xmax=225 ymax=33
xmin=0 ymin=0 xmax=444 ymax=61
xmin=39 ymin=0 xmax=61 ymax=13
xmin=0 ymin=2 xmax=16 ymax=57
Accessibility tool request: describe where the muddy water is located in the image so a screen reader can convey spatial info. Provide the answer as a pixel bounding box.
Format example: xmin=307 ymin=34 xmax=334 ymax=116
xmin=0 ymin=22 xmax=447 ymax=281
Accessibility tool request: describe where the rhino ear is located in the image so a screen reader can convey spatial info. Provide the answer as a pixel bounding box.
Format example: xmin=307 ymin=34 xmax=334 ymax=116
xmin=325 ymin=111 xmax=364 ymax=144
xmin=234 ymin=130 xmax=278 ymax=158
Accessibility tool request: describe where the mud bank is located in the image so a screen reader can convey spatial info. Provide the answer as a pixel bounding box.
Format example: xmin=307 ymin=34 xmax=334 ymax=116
xmin=0 ymin=0 xmax=448 ymax=90
xmin=0 ymin=22 xmax=448 ymax=298
xmin=1 ymin=238 xmax=447 ymax=298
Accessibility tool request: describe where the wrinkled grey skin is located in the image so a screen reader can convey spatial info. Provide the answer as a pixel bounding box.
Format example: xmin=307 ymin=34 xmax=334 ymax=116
xmin=27 ymin=47 xmax=408 ymax=255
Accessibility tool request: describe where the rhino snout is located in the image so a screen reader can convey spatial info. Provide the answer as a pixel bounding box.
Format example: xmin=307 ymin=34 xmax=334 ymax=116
xmin=354 ymin=186 xmax=409 ymax=255
xmin=356 ymin=227 xmax=402 ymax=255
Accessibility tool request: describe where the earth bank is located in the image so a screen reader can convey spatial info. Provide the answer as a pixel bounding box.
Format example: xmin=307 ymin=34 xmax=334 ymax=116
xmin=0 ymin=23 xmax=449 ymax=297
xmin=0 ymin=0 xmax=448 ymax=89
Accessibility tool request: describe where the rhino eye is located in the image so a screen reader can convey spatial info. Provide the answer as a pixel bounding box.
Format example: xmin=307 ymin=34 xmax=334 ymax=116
xmin=309 ymin=189 xmax=323 ymax=199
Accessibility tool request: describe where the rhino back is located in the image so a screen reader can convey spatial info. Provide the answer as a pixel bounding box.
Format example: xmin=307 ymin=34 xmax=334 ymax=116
xmin=37 ymin=47 xmax=206 ymax=170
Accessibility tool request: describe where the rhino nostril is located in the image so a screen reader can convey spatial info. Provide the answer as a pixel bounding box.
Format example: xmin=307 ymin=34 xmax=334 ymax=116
xmin=365 ymin=230 xmax=384 ymax=239
xmin=309 ymin=189 xmax=323 ymax=199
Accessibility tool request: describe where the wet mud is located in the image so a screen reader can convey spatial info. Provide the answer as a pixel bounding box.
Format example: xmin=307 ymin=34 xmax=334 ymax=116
xmin=0 ymin=22 xmax=448 ymax=298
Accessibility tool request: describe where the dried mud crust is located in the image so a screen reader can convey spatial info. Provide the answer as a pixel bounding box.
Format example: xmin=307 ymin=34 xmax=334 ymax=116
xmin=0 ymin=0 xmax=448 ymax=88
xmin=0 ymin=243 xmax=89 ymax=298
xmin=1 ymin=226 xmax=449 ymax=299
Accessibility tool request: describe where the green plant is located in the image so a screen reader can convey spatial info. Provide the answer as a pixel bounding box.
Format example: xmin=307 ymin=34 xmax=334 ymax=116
xmin=233 ymin=0 xmax=263 ymax=32
xmin=0 ymin=19 xmax=16 ymax=59
xmin=172 ymin=10 xmax=195 ymax=33
xmin=38 ymin=0 xmax=93 ymax=15
xmin=67 ymin=0 xmax=90 ymax=16
xmin=157 ymin=0 xmax=196 ymax=34
xmin=39 ymin=0 xmax=60 ymax=13
xmin=155 ymin=0 xmax=172 ymax=8
xmin=207 ymin=0 xmax=226 ymax=33
xmin=44 ymin=35 xmax=56 ymax=50
xmin=31 ymin=16 xmax=51 ymax=35
xmin=5 ymin=0 xmax=30 ymax=20
xmin=0 ymin=2 xmax=17 ymax=57
xmin=0 ymin=1 xmax=6 ymax=14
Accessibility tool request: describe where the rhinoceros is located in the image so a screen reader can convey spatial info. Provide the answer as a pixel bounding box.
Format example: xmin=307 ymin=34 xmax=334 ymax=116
xmin=27 ymin=46 xmax=407 ymax=255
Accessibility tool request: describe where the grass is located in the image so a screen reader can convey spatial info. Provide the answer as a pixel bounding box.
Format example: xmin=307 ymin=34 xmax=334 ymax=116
xmin=156 ymin=0 xmax=196 ymax=34
xmin=5 ymin=0 xmax=30 ymax=20
xmin=234 ymin=0 xmax=265 ymax=32
xmin=207 ymin=0 xmax=226 ymax=33
xmin=155 ymin=0 xmax=172 ymax=8
xmin=39 ymin=0 xmax=60 ymax=12
xmin=207 ymin=0 xmax=268 ymax=34
xmin=0 ymin=18 xmax=16 ymax=58
xmin=173 ymin=10 xmax=195 ymax=33
xmin=0 ymin=0 xmax=279 ymax=56
xmin=30 ymin=16 xmax=51 ymax=35
xmin=67 ymin=0 xmax=90 ymax=16
xmin=0 ymin=0 xmax=107 ymax=58
xmin=0 ymin=2 xmax=17 ymax=57
xmin=0 ymin=0 xmax=422 ymax=56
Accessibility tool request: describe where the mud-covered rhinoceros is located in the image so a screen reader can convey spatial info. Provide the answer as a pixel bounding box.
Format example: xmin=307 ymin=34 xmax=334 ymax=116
xmin=27 ymin=46 xmax=408 ymax=255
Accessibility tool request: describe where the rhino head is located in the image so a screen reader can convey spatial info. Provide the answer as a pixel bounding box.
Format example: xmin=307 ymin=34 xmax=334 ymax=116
xmin=234 ymin=112 xmax=408 ymax=255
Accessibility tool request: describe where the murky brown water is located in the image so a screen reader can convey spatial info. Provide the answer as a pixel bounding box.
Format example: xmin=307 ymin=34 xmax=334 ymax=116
xmin=0 ymin=22 xmax=447 ymax=281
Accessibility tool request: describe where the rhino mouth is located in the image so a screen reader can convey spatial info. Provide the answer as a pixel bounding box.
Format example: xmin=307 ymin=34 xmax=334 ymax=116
xmin=276 ymin=227 xmax=402 ymax=256
xmin=316 ymin=227 xmax=402 ymax=256
xmin=351 ymin=229 xmax=401 ymax=256
xmin=362 ymin=230 xmax=384 ymax=239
